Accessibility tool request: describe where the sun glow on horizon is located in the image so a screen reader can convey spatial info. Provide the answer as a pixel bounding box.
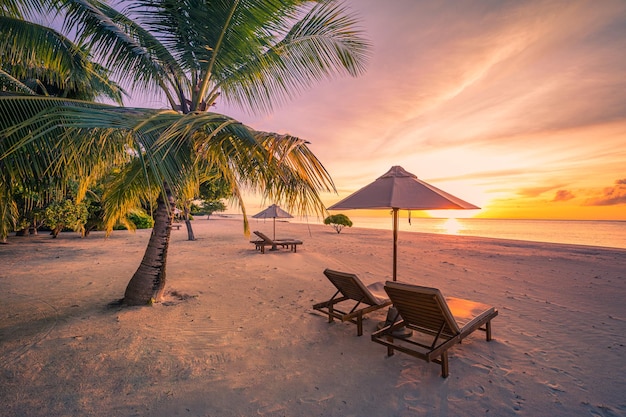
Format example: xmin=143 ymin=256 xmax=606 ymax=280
xmin=425 ymin=209 xmax=481 ymax=219
xmin=442 ymin=217 xmax=462 ymax=235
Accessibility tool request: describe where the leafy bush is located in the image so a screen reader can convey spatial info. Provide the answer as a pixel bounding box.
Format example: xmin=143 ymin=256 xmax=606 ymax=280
xmin=113 ymin=209 xmax=154 ymax=230
xmin=189 ymin=203 xmax=203 ymax=215
xmin=128 ymin=211 xmax=154 ymax=229
xmin=324 ymin=214 xmax=353 ymax=234
xmin=44 ymin=200 xmax=89 ymax=237
xmin=202 ymin=200 xmax=227 ymax=217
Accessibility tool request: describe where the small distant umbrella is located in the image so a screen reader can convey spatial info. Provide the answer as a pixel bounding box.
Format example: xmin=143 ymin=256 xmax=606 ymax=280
xmin=252 ymin=204 xmax=293 ymax=240
xmin=328 ymin=166 xmax=479 ymax=281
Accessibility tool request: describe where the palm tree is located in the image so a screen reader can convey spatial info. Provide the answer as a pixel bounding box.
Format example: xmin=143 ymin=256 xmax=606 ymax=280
xmin=0 ymin=0 xmax=370 ymax=305
xmin=1 ymin=0 xmax=126 ymax=241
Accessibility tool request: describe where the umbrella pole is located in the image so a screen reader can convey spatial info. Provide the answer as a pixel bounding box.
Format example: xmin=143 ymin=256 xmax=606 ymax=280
xmin=393 ymin=208 xmax=398 ymax=281
xmin=270 ymin=218 xmax=278 ymax=250
xmin=380 ymin=207 xmax=412 ymax=338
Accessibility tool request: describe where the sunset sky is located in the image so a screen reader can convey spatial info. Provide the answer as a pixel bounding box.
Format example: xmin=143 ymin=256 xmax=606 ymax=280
xmin=148 ymin=0 xmax=626 ymax=220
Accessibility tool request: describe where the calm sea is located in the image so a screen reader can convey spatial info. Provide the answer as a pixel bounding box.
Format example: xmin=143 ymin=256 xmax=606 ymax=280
xmin=291 ymin=216 xmax=626 ymax=250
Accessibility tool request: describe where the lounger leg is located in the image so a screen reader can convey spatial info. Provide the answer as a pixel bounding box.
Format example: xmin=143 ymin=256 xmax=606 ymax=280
xmin=328 ymin=305 xmax=334 ymax=323
xmin=357 ymin=313 xmax=363 ymax=336
xmin=486 ymin=321 xmax=492 ymax=341
xmin=441 ymin=352 xmax=449 ymax=378
xmin=386 ymin=336 xmax=395 ymax=357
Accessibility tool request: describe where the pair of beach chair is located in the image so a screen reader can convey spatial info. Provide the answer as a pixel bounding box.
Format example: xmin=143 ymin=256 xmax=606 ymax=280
xmin=313 ymin=269 xmax=498 ymax=378
xmin=250 ymin=231 xmax=303 ymax=254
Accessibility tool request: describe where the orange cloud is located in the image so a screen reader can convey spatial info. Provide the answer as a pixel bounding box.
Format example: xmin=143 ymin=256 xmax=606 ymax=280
xmin=553 ymin=190 xmax=575 ymax=202
xmin=585 ymin=179 xmax=626 ymax=206
xmin=518 ymin=185 xmax=566 ymax=198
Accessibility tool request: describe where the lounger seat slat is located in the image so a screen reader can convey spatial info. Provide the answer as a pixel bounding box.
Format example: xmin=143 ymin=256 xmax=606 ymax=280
xmin=313 ymin=269 xmax=392 ymax=336
xmin=371 ymin=281 xmax=498 ymax=377
xmin=251 ymin=231 xmax=303 ymax=253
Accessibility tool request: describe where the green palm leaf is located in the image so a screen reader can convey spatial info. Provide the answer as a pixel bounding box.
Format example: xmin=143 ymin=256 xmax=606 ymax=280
xmin=215 ymin=1 xmax=371 ymax=113
xmin=0 ymin=16 xmax=124 ymax=102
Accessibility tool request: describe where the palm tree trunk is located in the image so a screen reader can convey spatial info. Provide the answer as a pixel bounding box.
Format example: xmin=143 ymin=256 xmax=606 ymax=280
xmin=123 ymin=183 xmax=175 ymax=306
xmin=184 ymin=218 xmax=195 ymax=240
xmin=183 ymin=206 xmax=195 ymax=241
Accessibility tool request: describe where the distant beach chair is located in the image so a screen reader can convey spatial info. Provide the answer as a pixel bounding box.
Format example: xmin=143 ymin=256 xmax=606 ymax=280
xmin=251 ymin=231 xmax=302 ymax=254
xmin=313 ymin=269 xmax=392 ymax=336
xmin=371 ymin=281 xmax=498 ymax=377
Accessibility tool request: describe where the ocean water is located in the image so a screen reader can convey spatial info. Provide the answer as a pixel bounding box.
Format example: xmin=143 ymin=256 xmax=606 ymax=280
xmin=293 ymin=216 xmax=626 ymax=250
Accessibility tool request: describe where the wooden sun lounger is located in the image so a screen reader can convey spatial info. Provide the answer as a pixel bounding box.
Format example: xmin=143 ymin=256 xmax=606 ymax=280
xmin=251 ymin=231 xmax=303 ymax=253
xmin=371 ymin=281 xmax=498 ymax=377
xmin=313 ymin=269 xmax=392 ymax=336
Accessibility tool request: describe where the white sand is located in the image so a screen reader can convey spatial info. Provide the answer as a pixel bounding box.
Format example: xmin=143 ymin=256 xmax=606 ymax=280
xmin=1 ymin=217 xmax=625 ymax=417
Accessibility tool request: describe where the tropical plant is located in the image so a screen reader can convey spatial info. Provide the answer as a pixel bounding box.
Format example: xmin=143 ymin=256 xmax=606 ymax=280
xmin=200 ymin=201 xmax=227 ymax=219
xmin=174 ymin=165 xmax=224 ymax=241
xmin=0 ymin=2 xmax=124 ymax=102
xmin=44 ymin=199 xmax=89 ymax=237
xmin=324 ymin=213 xmax=352 ymax=233
xmin=198 ymin=175 xmax=230 ymax=219
xmin=0 ymin=0 xmax=126 ymax=242
xmin=0 ymin=0 xmax=370 ymax=305
xmin=128 ymin=210 xmax=154 ymax=229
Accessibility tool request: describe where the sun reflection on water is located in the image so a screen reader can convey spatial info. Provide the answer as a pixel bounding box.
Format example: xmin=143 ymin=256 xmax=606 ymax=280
xmin=442 ymin=217 xmax=462 ymax=235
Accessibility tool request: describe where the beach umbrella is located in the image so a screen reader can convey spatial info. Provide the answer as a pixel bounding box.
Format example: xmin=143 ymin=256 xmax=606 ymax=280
xmin=252 ymin=204 xmax=293 ymax=240
xmin=328 ymin=166 xmax=479 ymax=281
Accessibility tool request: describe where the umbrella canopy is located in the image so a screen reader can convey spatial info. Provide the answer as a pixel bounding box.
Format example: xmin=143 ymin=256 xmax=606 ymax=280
xmin=252 ymin=204 xmax=293 ymax=240
xmin=328 ymin=166 xmax=479 ymax=280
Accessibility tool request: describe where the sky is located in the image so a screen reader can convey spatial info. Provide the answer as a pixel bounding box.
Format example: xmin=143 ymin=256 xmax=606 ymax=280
xmin=150 ymin=0 xmax=626 ymax=220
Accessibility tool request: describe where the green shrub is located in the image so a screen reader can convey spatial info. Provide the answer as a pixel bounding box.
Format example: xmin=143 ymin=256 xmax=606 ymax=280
xmin=128 ymin=211 xmax=154 ymax=229
xmin=44 ymin=200 xmax=88 ymax=237
xmin=324 ymin=214 xmax=353 ymax=234
xmin=113 ymin=210 xmax=154 ymax=230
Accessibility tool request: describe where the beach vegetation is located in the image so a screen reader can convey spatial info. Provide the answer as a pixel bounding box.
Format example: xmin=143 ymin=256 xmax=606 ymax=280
xmin=44 ymin=199 xmax=89 ymax=238
xmin=83 ymin=197 xmax=104 ymax=236
xmin=113 ymin=210 xmax=155 ymax=230
xmin=199 ymin=201 xmax=228 ymax=219
xmin=0 ymin=0 xmax=370 ymax=304
xmin=324 ymin=213 xmax=353 ymax=234
xmin=128 ymin=210 xmax=154 ymax=229
xmin=0 ymin=0 xmax=124 ymax=103
xmin=175 ymin=167 xmax=231 ymax=240
xmin=8 ymin=184 xmax=44 ymax=236
xmin=195 ymin=178 xmax=229 ymax=219
xmin=0 ymin=0 xmax=126 ymax=242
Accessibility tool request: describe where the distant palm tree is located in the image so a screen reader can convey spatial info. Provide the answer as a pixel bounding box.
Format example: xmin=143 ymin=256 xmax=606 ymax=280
xmin=0 ymin=0 xmax=370 ymax=304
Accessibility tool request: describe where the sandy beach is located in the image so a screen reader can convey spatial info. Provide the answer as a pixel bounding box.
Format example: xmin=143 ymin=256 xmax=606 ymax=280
xmin=1 ymin=217 xmax=625 ymax=417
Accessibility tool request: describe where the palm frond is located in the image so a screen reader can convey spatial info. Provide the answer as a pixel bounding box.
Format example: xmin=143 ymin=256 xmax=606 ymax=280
xmin=253 ymin=130 xmax=335 ymax=216
xmin=63 ymin=0 xmax=185 ymax=106
xmin=0 ymin=182 xmax=18 ymax=241
xmin=0 ymin=70 xmax=37 ymax=94
xmin=0 ymin=0 xmax=46 ymax=18
xmin=216 ymin=0 xmax=371 ymax=114
xmin=0 ymin=16 xmax=92 ymax=90
xmin=101 ymin=157 xmax=159 ymax=233
xmin=0 ymin=16 xmax=125 ymax=102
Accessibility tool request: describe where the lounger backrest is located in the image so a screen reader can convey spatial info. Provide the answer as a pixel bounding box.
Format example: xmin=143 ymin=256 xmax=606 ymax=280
xmin=384 ymin=281 xmax=461 ymax=336
xmin=323 ymin=269 xmax=381 ymax=306
xmin=253 ymin=231 xmax=274 ymax=243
